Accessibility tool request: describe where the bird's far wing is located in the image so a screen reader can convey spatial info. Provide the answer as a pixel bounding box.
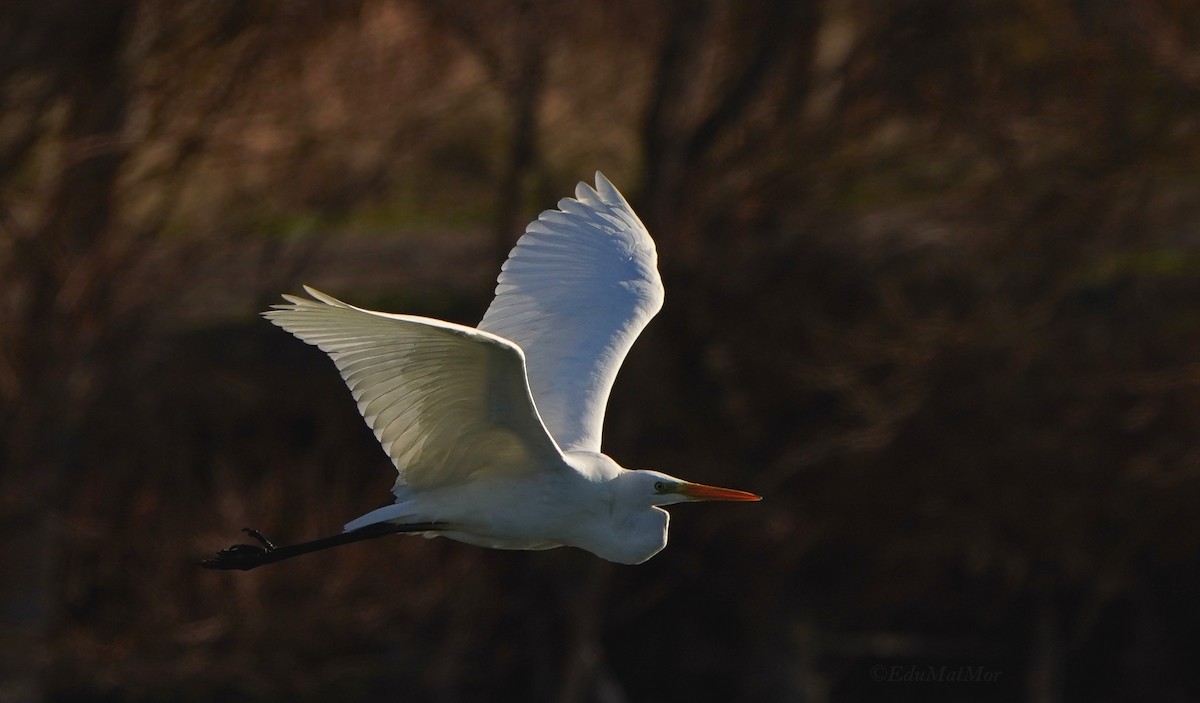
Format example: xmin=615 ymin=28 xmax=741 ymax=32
xmin=265 ymin=287 xmax=563 ymax=490
xmin=478 ymin=172 xmax=664 ymax=453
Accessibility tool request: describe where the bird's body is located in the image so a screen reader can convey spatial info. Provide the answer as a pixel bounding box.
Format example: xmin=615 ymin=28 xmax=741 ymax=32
xmin=345 ymin=452 xmax=671 ymax=564
xmin=203 ymin=173 xmax=758 ymax=571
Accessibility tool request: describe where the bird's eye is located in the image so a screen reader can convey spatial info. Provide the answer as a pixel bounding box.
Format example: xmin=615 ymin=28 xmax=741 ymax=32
xmin=654 ymin=481 xmax=666 ymax=492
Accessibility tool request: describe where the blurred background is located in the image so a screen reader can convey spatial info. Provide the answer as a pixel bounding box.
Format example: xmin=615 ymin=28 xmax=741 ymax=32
xmin=1 ymin=0 xmax=1199 ymax=701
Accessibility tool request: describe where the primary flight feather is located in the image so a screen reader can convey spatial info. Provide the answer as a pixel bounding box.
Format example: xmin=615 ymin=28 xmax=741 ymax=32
xmin=203 ymin=172 xmax=759 ymax=570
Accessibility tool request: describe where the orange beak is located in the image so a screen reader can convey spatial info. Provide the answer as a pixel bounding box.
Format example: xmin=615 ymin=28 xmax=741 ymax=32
xmin=676 ymin=481 xmax=762 ymax=502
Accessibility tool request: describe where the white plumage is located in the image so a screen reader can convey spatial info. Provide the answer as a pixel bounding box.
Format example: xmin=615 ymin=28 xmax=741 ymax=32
xmin=268 ymin=292 xmax=560 ymax=490
xmin=205 ymin=172 xmax=757 ymax=570
xmin=478 ymin=174 xmax=664 ymax=453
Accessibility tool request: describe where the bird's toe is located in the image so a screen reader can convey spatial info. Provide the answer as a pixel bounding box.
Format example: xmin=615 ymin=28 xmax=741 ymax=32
xmin=241 ymin=527 xmax=277 ymax=550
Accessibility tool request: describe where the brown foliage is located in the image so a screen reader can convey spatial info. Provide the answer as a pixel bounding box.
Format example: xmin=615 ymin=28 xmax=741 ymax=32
xmin=1 ymin=0 xmax=1199 ymax=701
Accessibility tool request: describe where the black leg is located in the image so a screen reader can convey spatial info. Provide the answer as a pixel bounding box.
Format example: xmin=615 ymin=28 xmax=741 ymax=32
xmin=200 ymin=521 xmax=445 ymax=570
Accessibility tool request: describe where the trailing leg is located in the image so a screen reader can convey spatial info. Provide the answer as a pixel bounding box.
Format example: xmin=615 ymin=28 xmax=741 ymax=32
xmin=200 ymin=522 xmax=444 ymax=570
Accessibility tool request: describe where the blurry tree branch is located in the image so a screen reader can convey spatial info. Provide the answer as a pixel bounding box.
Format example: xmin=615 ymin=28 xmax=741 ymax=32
xmin=641 ymin=0 xmax=819 ymax=236
xmin=416 ymin=0 xmax=552 ymax=266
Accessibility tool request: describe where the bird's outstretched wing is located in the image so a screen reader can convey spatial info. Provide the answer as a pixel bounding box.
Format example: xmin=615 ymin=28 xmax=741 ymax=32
xmin=265 ymin=287 xmax=563 ymax=489
xmin=478 ymin=172 xmax=664 ymax=453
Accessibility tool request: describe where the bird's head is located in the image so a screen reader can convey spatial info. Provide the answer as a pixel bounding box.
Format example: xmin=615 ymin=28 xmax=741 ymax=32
xmin=622 ymin=469 xmax=761 ymax=507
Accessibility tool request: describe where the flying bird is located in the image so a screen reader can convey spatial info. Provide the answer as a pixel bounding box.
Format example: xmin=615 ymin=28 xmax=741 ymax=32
xmin=203 ymin=172 xmax=759 ymax=570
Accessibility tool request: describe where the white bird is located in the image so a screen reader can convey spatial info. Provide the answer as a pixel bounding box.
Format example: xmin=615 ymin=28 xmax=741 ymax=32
xmin=203 ymin=172 xmax=759 ymax=570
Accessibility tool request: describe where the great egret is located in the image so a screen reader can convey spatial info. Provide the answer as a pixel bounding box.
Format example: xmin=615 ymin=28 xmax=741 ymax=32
xmin=203 ymin=172 xmax=759 ymax=570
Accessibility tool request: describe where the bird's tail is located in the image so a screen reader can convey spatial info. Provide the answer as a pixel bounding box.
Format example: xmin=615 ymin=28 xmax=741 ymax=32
xmin=343 ymin=503 xmax=420 ymax=533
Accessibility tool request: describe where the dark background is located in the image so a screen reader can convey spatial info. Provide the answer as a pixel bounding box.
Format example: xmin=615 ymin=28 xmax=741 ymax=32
xmin=2 ymin=1 xmax=1199 ymax=701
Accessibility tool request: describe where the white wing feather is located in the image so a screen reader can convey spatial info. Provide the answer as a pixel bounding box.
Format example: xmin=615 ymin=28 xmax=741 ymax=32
xmin=264 ymin=286 xmax=563 ymax=490
xmin=478 ymin=172 xmax=664 ymax=453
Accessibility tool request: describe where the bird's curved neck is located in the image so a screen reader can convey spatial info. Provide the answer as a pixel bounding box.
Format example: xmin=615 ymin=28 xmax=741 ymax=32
xmin=594 ymin=507 xmax=669 ymax=565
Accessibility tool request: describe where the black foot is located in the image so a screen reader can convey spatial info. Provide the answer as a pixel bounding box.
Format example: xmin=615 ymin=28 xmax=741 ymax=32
xmin=200 ymin=527 xmax=277 ymax=570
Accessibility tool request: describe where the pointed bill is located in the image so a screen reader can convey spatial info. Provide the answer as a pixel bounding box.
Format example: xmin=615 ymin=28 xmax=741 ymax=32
xmin=677 ymin=482 xmax=761 ymax=502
